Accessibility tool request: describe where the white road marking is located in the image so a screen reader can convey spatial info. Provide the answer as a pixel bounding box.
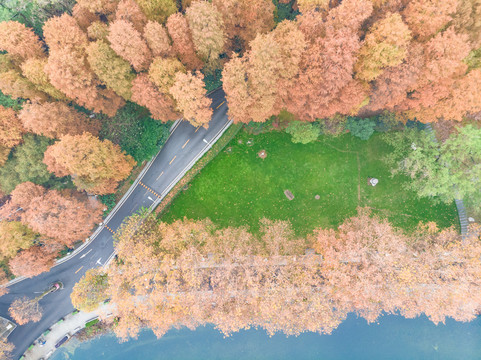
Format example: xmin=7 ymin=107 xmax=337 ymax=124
xmin=203 ymin=138 xmax=208 ymax=144
xmin=96 ymin=258 xmax=102 ymax=265
xmin=80 ymin=249 xmax=92 ymax=259
xmin=148 ymin=196 xmax=154 ymax=201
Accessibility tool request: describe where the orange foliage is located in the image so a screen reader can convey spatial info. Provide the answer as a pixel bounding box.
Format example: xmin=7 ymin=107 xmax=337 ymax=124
xmin=19 ymin=101 xmax=100 ymax=138
xmin=43 ymin=133 xmax=136 ymax=194
xmin=108 ymin=19 xmax=152 ymax=72
xmin=0 ymin=21 xmax=45 ymax=62
xmin=169 ymin=71 xmax=212 ymax=127
xmin=166 ymin=13 xmax=203 ymax=70
xmin=115 ymin=0 xmax=148 ymax=32
xmin=9 ymin=246 xmax=56 ymax=278
xmin=0 ymin=105 xmax=24 ymax=148
xmin=143 ymin=21 xmax=172 ymax=57
xmin=131 ymin=74 xmax=180 ymax=122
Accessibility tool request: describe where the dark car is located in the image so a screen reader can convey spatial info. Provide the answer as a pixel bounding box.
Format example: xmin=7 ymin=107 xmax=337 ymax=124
xmin=55 ymin=335 xmax=70 ymax=348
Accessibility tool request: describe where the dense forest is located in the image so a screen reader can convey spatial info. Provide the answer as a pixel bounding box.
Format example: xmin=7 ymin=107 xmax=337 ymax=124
xmin=0 ymin=0 xmax=480 ymax=348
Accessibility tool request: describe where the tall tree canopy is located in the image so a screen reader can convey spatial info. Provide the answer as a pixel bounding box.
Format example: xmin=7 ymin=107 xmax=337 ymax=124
xmin=18 ymin=101 xmax=100 ymax=138
xmin=9 ymin=245 xmax=56 ymax=278
xmin=354 ymin=13 xmax=412 ymax=82
xmin=0 ymin=21 xmax=45 ymax=62
xmin=43 ymin=133 xmax=136 ymax=194
xmin=143 ymin=21 xmax=172 ymax=57
xmin=212 ymin=0 xmax=274 ymax=52
xmin=43 ymin=15 xmax=124 ymax=116
xmin=169 ymin=71 xmax=213 ymax=127
xmin=0 ymin=105 xmax=24 ymax=148
xmin=108 ymin=19 xmax=152 ymax=72
xmin=131 ymin=74 xmax=180 ymax=122
xmin=185 ymin=1 xmax=225 ymax=67
xmin=166 ymin=13 xmax=203 ymax=70
xmin=86 ymin=40 xmax=136 ymax=100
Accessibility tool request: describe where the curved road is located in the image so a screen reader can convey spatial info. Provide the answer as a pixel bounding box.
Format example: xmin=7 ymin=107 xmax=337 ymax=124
xmin=0 ymin=88 xmax=230 ymax=360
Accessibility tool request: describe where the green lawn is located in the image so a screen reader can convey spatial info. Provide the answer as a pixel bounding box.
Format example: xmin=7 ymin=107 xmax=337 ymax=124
xmin=161 ymin=130 xmax=459 ymax=236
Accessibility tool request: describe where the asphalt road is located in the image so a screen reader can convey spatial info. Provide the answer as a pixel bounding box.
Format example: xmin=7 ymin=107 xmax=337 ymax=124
xmin=0 ymin=87 xmax=231 ymax=360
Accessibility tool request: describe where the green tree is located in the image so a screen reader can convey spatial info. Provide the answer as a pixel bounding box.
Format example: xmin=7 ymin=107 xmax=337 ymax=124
xmin=0 ymin=134 xmax=54 ymax=194
xmin=285 ymin=121 xmax=320 ymax=144
xmin=383 ymin=126 xmax=481 ymax=205
xmin=346 ymin=117 xmax=376 ymax=140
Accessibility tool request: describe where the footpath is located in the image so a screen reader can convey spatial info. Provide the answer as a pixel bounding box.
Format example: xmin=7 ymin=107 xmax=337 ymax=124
xmin=20 ymin=304 xmax=113 ymax=360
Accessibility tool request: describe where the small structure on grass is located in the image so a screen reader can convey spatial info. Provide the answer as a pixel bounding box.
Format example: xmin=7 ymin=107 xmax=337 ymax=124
xmin=257 ymin=150 xmax=267 ymax=159
xmin=315 ymin=195 xmax=320 ymax=200
xmin=368 ymin=177 xmax=379 ymax=187
xmin=284 ymin=190 xmax=294 ymax=200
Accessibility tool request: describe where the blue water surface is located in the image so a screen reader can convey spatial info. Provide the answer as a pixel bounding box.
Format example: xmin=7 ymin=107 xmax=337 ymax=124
xmin=52 ymin=314 xmax=481 ymax=360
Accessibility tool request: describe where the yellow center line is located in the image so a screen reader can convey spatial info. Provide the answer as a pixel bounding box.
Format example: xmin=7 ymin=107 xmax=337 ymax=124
xmin=216 ymin=100 xmax=225 ymax=109
xmin=182 ymin=139 xmax=190 ymax=149
xmin=156 ymin=171 xmax=164 ymax=180
xmin=75 ymin=266 xmax=83 ymax=274
xmin=169 ymin=155 xmax=176 ymax=165
xmin=195 ymin=126 xmax=200 ymax=133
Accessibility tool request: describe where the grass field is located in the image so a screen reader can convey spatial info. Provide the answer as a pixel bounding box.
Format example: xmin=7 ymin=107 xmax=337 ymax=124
xmin=161 ymin=130 xmax=459 ymax=236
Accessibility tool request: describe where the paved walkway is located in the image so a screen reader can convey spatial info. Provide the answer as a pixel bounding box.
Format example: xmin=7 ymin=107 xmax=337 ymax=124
xmin=20 ymin=304 xmax=112 ymax=360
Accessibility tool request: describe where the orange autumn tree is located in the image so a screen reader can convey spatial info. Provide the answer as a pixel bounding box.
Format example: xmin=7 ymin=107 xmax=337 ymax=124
xmin=3 ymin=182 xmax=103 ymax=247
xmin=9 ymin=246 xmax=57 ymax=278
xmin=115 ymin=0 xmax=148 ymax=32
xmin=18 ymin=102 xmax=100 ymax=139
xmin=185 ymin=1 xmax=225 ymax=68
xmin=43 ymin=14 xmax=124 ymax=116
xmin=166 ymin=13 xmax=203 ymax=70
xmin=21 ymin=190 xmax=103 ymax=247
xmin=20 ymin=58 xmax=68 ymax=100
xmin=0 ymin=105 xmax=24 ymax=148
xmin=169 ymin=71 xmax=212 ymax=127
xmin=108 ymin=19 xmax=152 ymax=72
xmin=43 ymin=133 xmax=136 ymax=194
xmin=0 ymin=21 xmax=45 ymax=62
xmin=131 ymin=74 xmax=180 ymax=122
xmin=8 ymin=296 xmax=43 ymax=325
xmin=403 ymin=0 xmax=458 ymax=40
xmin=212 ymin=0 xmax=274 ymax=52
xmin=354 ymin=12 xmax=412 ymax=82
xmin=143 ymin=21 xmax=172 ymax=57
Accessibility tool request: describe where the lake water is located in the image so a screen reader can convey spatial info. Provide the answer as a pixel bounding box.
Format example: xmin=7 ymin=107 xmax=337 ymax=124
xmin=51 ymin=314 xmax=481 ymax=360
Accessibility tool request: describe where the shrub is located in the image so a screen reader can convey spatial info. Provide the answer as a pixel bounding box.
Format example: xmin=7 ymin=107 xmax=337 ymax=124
xmin=285 ymin=121 xmax=320 ymax=144
xmin=100 ymin=102 xmax=171 ymax=163
xmin=346 ymin=117 xmax=376 ymax=140
xmin=375 ymin=111 xmax=401 ymax=132
xmin=318 ymin=114 xmax=347 ymax=137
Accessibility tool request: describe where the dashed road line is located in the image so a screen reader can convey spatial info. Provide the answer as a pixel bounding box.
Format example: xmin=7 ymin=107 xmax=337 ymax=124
xmin=169 ymin=155 xmax=176 ymax=165
xmin=156 ymin=171 xmax=164 ymax=180
xmin=138 ymin=181 xmax=162 ymax=198
xmin=182 ymin=139 xmax=190 ymax=149
xmin=75 ymin=266 xmax=83 ymax=274
xmin=104 ymin=225 xmax=115 ymax=234
xmin=216 ymin=100 xmax=225 ymax=109
xmin=195 ymin=126 xmax=201 ymax=133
